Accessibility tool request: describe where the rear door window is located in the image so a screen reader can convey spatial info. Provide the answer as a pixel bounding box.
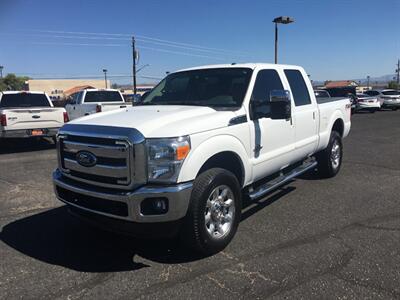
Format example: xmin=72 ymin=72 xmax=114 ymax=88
xmin=284 ymin=70 xmax=312 ymax=106
xmin=0 ymin=93 xmax=50 ymax=108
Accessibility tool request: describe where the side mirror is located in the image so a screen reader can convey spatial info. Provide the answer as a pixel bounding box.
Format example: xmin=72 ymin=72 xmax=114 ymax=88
xmin=270 ymin=90 xmax=291 ymax=120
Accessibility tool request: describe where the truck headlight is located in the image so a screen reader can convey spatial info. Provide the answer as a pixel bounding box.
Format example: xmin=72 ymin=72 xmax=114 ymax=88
xmin=146 ymin=136 xmax=190 ymax=183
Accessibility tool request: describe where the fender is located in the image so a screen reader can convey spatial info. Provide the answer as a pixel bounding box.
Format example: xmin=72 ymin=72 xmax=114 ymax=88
xmin=178 ymin=134 xmax=252 ymax=186
xmin=319 ymin=109 xmax=345 ymax=150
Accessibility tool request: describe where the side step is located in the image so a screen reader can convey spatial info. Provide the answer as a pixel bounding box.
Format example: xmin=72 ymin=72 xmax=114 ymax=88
xmin=248 ymin=159 xmax=318 ymax=200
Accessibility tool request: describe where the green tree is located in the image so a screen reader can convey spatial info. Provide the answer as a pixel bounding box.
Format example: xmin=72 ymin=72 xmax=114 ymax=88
xmin=111 ymin=83 xmax=119 ymax=89
xmin=0 ymin=74 xmax=30 ymax=91
xmin=387 ymin=81 xmax=399 ymax=89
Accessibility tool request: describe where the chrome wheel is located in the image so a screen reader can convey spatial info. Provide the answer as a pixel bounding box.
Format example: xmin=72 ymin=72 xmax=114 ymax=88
xmin=204 ymin=185 xmax=235 ymax=239
xmin=330 ymin=140 xmax=341 ymax=169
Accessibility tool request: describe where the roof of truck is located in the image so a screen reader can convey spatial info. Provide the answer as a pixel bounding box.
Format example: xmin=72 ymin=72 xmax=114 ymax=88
xmin=177 ymin=63 xmax=303 ymax=72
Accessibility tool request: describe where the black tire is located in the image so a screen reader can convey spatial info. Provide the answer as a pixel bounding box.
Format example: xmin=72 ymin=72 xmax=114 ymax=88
xmin=369 ymin=109 xmax=376 ymax=113
xmin=316 ymin=131 xmax=343 ymax=178
xmin=391 ymin=107 xmax=398 ymax=111
xmin=180 ymin=168 xmax=242 ymax=255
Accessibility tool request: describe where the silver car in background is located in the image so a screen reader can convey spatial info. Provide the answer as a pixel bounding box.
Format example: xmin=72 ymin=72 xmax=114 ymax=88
xmin=364 ymin=89 xmax=400 ymax=111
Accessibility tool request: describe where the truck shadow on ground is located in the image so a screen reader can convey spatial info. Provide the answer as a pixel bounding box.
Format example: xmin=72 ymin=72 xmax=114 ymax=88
xmin=0 ymin=138 xmax=55 ymax=154
xmin=0 ymin=186 xmax=296 ymax=273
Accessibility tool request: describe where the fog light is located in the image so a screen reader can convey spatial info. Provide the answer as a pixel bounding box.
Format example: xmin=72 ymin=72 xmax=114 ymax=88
xmin=141 ymin=197 xmax=169 ymax=215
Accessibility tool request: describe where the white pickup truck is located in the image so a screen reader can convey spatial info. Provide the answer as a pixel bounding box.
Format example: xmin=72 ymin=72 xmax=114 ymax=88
xmin=0 ymin=91 xmax=68 ymax=139
xmin=53 ymin=63 xmax=351 ymax=255
xmin=65 ymin=89 xmax=127 ymax=120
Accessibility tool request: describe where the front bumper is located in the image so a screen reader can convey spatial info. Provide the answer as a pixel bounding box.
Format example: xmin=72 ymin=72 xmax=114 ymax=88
xmin=53 ymin=169 xmax=193 ymax=223
xmin=0 ymin=127 xmax=60 ymax=138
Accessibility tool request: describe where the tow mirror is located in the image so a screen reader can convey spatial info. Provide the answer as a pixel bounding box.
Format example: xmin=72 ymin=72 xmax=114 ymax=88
xmin=270 ymin=90 xmax=291 ymax=120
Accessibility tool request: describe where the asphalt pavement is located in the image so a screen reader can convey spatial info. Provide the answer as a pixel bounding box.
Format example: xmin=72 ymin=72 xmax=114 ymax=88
xmin=0 ymin=110 xmax=399 ymax=299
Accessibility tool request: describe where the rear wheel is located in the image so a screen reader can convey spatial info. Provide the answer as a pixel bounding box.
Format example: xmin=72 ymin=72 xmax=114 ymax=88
xmin=316 ymin=131 xmax=343 ymax=178
xmin=391 ymin=107 xmax=398 ymax=111
xmin=180 ymin=168 xmax=241 ymax=255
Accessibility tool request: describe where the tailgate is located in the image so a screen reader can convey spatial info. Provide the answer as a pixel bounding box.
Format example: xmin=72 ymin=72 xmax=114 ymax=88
xmin=100 ymin=102 xmax=127 ymax=112
xmin=1 ymin=108 xmax=65 ymax=130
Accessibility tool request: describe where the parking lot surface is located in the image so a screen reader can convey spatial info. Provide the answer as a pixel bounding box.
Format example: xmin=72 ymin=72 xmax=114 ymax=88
xmin=1 ymin=111 xmax=399 ymax=299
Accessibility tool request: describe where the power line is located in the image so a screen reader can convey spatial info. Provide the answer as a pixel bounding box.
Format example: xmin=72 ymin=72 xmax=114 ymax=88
xmin=4 ymin=32 xmax=240 ymax=56
xmin=22 ymin=29 xmax=251 ymax=56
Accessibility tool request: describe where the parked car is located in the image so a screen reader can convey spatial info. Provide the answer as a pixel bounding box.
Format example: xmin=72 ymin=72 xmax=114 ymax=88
xmin=0 ymin=91 xmax=68 ymax=140
xmin=364 ymin=89 xmax=400 ymax=110
xmin=65 ymin=89 xmax=127 ymax=120
xmin=314 ymin=89 xmax=331 ymax=99
xmin=53 ymin=63 xmax=351 ymax=255
xmin=355 ymin=93 xmax=381 ymax=113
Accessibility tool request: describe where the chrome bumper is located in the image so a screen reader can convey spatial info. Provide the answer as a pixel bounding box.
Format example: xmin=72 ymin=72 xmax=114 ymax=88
xmin=53 ymin=169 xmax=193 ymax=223
xmin=0 ymin=128 xmax=60 ymax=138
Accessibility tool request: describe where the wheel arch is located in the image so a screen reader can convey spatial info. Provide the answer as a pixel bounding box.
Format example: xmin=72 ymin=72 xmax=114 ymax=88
xmin=178 ymin=135 xmax=251 ymax=187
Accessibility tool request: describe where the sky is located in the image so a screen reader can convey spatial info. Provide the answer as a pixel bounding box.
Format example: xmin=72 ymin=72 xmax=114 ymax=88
xmin=0 ymin=0 xmax=399 ymax=84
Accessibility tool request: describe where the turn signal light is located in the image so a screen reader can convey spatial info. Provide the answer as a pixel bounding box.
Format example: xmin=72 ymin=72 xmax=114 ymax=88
xmin=176 ymin=144 xmax=190 ymax=160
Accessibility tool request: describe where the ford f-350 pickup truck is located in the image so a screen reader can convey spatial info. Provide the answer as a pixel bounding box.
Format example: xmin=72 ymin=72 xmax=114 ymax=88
xmin=53 ymin=63 xmax=351 ymax=255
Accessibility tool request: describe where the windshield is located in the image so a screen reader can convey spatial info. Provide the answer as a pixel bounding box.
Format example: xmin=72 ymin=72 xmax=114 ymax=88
xmin=141 ymin=68 xmax=253 ymax=109
xmin=0 ymin=93 xmax=51 ymax=108
xmin=84 ymin=91 xmax=123 ymax=103
xmin=382 ymin=90 xmax=400 ymax=96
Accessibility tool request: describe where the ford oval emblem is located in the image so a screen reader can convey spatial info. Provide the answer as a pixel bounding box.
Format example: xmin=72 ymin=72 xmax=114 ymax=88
xmin=76 ymin=151 xmax=97 ymax=167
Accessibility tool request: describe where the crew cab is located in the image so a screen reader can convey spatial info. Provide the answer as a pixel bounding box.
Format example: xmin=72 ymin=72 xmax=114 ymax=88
xmin=53 ymin=63 xmax=351 ymax=255
xmin=0 ymin=91 xmax=68 ymax=139
xmin=65 ymin=89 xmax=127 ymax=120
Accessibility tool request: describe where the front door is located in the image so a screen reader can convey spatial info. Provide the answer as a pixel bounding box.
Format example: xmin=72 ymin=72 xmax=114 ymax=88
xmin=249 ymin=69 xmax=295 ymax=182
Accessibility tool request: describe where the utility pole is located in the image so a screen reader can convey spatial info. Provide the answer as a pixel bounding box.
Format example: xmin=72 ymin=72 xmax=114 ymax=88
xmin=132 ymin=36 xmax=137 ymax=95
xmin=102 ymin=69 xmax=108 ymax=88
xmin=367 ymin=75 xmax=370 ymax=88
xmin=0 ymin=65 xmax=3 ymax=79
xmin=396 ymin=59 xmax=400 ymax=86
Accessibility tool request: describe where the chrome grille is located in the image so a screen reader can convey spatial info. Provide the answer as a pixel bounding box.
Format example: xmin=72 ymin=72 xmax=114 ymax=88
xmin=57 ymin=124 xmax=147 ymax=190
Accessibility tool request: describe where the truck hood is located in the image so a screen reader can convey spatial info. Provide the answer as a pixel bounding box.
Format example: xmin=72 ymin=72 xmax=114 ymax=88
xmin=69 ymin=105 xmax=238 ymax=137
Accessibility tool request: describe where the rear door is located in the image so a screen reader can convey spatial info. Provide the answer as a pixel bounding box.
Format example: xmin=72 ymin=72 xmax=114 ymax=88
xmin=284 ymin=69 xmax=319 ymax=160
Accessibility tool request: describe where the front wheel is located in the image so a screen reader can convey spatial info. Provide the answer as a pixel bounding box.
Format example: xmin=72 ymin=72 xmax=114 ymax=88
xmin=180 ymin=168 xmax=242 ymax=255
xmin=316 ymin=131 xmax=343 ymax=178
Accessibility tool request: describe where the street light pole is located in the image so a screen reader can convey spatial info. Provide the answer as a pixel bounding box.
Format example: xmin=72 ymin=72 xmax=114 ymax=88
xmin=132 ymin=36 xmax=137 ymax=95
xmin=0 ymin=66 xmax=3 ymax=79
xmin=103 ymin=69 xmax=108 ymax=88
xmin=272 ymin=16 xmax=294 ymax=64
xmin=274 ymin=23 xmax=278 ymax=64
xmin=367 ymin=75 xmax=370 ymax=89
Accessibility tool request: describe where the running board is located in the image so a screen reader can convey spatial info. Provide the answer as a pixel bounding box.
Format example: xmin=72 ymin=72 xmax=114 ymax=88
xmin=248 ymin=160 xmax=318 ymax=200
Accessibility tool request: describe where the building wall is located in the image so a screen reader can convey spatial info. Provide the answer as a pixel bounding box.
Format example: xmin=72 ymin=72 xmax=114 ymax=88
xmin=27 ymin=79 xmax=110 ymax=100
